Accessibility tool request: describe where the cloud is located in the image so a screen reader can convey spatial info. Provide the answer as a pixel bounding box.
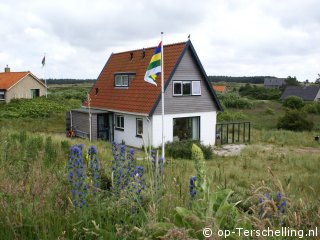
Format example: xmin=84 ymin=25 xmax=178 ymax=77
xmin=0 ymin=0 xmax=319 ymax=81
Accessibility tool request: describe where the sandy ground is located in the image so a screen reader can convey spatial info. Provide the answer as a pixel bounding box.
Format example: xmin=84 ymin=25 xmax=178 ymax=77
xmin=213 ymin=144 xmax=246 ymax=156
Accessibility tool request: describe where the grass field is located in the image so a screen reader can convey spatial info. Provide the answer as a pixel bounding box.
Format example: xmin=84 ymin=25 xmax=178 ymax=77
xmin=0 ymin=84 xmax=319 ymax=239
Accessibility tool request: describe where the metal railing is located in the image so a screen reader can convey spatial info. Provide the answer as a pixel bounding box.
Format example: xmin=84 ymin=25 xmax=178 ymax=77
xmin=216 ymin=122 xmax=251 ymax=145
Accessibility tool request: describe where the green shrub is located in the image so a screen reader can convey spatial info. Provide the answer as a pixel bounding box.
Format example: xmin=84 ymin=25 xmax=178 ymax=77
xmin=0 ymin=97 xmax=81 ymax=119
xmin=217 ymin=111 xmax=248 ymax=122
xmin=277 ymin=110 xmax=314 ymax=131
xmin=303 ymin=102 xmax=320 ymax=114
xmin=216 ymin=92 xmax=252 ymax=109
xmin=282 ymin=96 xmax=305 ymax=109
xmin=165 ymin=140 xmax=213 ymax=160
xmin=264 ymin=107 xmax=275 ymax=115
xmin=239 ymin=84 xmax=282 ymax=100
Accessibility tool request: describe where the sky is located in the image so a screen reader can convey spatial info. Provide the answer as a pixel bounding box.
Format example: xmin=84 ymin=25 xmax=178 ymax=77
xmin=0 ymin=0 xmax=319 ymax=81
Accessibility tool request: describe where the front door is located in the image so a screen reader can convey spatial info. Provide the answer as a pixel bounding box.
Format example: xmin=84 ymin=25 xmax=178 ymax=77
xmin=97 ymin=114 xmax=109 ymax=141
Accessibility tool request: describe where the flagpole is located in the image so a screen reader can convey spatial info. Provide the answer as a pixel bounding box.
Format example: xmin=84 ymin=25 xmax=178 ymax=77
xmin=161 ymin=32 xmax=165 ymax=160
xmin=88 ymin=93 xmax=92 ymax=142
xmin=42 ymin=53 xmax=47 ymax=98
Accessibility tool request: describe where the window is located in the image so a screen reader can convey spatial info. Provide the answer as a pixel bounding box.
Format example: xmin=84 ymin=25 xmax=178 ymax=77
xmin=173 ymin=117 xmax=200 ymax=141
xmin=114 ymin=74 xmax=135 ymax=87
xmin=173 ymin=81 xmax=201 ymax=96
xmin=136 ymin=118 xmax=143 ymax=137
xmin=0 ymin=90 xmax=5 ymax=101
xmin=173 ymin=81 xmax=182 ymax=96
xmin=192 ymin=81 xmax=201 ymax=95
xmin=31 ymin=89 xmax=40 ymax=98
xmin=183 ymin=82 xmax=191 ymax=95
xmin=115 ymin=115 xmax=124 ymax=130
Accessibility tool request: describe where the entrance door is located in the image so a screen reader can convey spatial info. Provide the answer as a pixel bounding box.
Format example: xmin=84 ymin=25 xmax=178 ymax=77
xmin=97 ymin=114 xmax=109 ymax=141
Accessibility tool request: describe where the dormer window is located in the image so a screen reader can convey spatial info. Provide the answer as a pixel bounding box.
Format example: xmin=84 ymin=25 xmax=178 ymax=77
xmin=114 ymin=73 xmax=136 ymax=88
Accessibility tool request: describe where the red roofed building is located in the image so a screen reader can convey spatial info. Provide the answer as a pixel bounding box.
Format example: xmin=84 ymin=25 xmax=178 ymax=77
xmin=212 ymin=85 xmax=227 ymax=93
xmin=0 ymin=66 xmax=47 ymax=102
xmin=68 ymin=40 xmax=222 ymax=147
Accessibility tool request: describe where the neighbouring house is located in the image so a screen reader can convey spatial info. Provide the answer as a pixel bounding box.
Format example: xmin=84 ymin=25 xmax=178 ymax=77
xmin=67 ymin=40 xmax=223 ymax=148
xmin=0 ymin=66 xmax=47 ymax=103
xmin=280 ymin=86 xmax=320 ymax=101
xmin=264 ymin=77 xmax=286 ymax=89
xmin=212 ymin=85 xmax=227 ymax=93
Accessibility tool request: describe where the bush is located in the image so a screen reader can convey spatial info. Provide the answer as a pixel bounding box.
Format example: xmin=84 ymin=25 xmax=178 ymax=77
xmin=239 ymin=84 xmax=282 ymax=100
xmin=217 ymin=111 xmax=247 ymax=122
xmin=216 ymin=92 xmax=252 ymax=109
xmin=277 ymin=110 xmax=314 ymax=131
xmin=282 ymin=96 xmax=305 ymax=109
xmin=264 ymin=107 xmax=275 ymax=115
xmin=303 ymin=102 xmax=320 ymax=114
xmin=0 ymin=97 xmax=81 ymax=119
xmin=165 ymin=140 xmax=213 ymax=160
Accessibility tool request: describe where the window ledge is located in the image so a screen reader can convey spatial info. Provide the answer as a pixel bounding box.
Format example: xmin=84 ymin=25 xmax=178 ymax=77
xmin=136 ymin=135 xmax=142 ymax=138
xmin=115 ymin=128 xmax=124 ymax=131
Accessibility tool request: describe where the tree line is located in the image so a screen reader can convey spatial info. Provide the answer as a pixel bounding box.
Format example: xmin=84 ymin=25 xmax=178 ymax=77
xmin=208 ymin=76 xmax=274 ymax=84
xmin=43 ymin=79 xmax=96 ymax=85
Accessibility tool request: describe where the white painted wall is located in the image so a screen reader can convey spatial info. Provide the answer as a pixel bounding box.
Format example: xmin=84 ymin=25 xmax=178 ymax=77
xmin=113 ymin=113 xmax=150 ymax=148
xmin=151 ymin=111 xmax=217 ymax=147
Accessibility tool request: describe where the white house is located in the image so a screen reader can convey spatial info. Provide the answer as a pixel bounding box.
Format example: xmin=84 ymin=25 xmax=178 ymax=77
xmin=68 ymin=40 xmax=223 ymax=148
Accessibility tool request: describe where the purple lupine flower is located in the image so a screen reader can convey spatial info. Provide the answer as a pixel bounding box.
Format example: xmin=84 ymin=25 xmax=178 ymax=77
xmin=68 ymin=145 xmax=87 ymax=208
xmin=189 ymin=176 xmax=197 ymax=200
xmin=88 ymin=146 xmax=101 ymax=194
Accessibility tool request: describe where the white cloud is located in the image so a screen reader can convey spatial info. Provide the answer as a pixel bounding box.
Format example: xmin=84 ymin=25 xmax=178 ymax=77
xmin=0 ymin=0 xmax=319 ymax=81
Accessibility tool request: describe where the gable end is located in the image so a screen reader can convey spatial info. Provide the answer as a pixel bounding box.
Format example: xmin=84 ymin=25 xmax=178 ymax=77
xmin=149 ymin=40 xmax=223 ymax=116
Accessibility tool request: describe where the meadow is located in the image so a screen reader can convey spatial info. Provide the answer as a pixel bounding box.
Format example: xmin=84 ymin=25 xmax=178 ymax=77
xmin=0 ymin=83 xmax=319 ymax=239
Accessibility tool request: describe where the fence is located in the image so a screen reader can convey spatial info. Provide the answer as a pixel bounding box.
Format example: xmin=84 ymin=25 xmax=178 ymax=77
xmin=216 ymin=122 xmax=251 ymax=145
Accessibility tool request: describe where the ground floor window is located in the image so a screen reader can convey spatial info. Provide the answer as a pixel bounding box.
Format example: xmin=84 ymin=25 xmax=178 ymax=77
xmin=136 ymin=118 xmax=143 ymax=137
xmin=115 ymin=114 xmax=124 ymax=130
xmin=173 ymin=116 xmax=200 ymax=141
xmin=0 ymin=90 xmax=5 ymax=100
xmin=31 ymin=89 xmax=40 ymax=98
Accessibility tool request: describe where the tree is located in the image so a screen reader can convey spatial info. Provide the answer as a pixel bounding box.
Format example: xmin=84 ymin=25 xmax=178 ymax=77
xmin=316 ymin=74 xmax=320 ymax=84
xmin=285 ymin=76 xmax=300 ymax=86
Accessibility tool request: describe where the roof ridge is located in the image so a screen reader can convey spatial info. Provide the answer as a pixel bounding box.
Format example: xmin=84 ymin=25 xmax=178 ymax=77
xmin=0 ymin=71 xmax=30 ymax=74
xmin=112 ymin=41 xmax=187 ymax=55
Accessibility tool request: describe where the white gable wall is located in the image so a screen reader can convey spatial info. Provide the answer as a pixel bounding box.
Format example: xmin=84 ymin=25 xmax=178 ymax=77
xmin=151 ymin=111 xmax=217 ymax=148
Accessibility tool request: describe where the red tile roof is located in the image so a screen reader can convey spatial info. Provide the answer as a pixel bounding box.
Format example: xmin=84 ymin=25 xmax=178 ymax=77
xmin=212 ymin=85 xmax=226 ymax=93
xmin=86 ymin=42 xmax=186 ymax=114
xmin=0 ymin=71 xmax=30 ymax=89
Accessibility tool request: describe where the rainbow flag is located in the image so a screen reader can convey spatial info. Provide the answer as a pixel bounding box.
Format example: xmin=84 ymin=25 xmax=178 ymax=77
xmin=144 ymin=41 xmax=162 ymax=86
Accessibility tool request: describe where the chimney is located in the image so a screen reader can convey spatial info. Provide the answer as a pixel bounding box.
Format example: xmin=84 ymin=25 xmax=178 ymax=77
xmin=4 ymin=65 xmax=10 ymax=72
xmin=142 ymin=48 xmax=146 ymax=59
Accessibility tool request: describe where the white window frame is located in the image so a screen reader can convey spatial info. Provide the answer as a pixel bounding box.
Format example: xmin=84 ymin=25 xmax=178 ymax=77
xmin=136 ymin=118 xmax=143 ymax=137
xmin=173 ymin=81 xmax=201 ymax=96
xmin=115 ymin=114 xmax=124 ymax=130
xmin=173 ymin=81 xmax=182 ymax=96
xmin=192 ymin=81 xmax=201 ymax=95
xmin=115 ymin=75 xmax=129 ymax=87
xmin=182 ymin=81 xmax=192 ymax=95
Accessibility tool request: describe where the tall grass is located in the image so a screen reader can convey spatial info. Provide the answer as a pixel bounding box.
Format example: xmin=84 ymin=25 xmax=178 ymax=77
xmin=0 ymin=127 xmax=319 ymax=239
